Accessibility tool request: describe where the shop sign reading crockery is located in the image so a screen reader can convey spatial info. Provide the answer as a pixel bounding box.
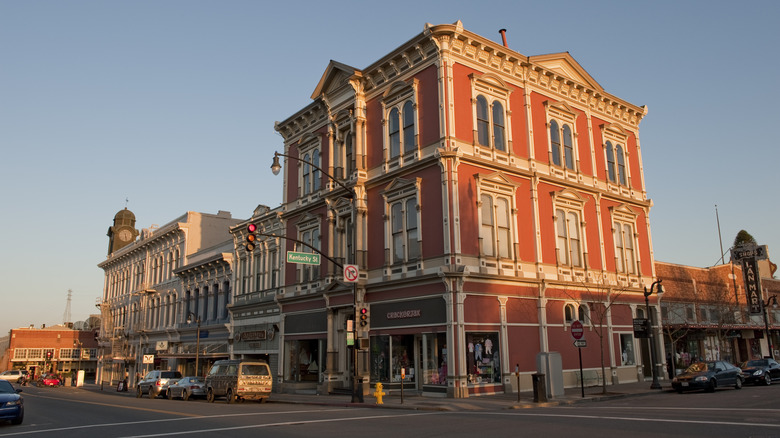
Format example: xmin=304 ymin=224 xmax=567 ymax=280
xmin=386 ymin=309 xmax=422 ymax=320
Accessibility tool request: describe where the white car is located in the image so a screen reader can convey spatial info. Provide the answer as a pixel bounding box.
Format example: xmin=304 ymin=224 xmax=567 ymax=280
xmin=0 ymin=370 xmax=26 ymax=382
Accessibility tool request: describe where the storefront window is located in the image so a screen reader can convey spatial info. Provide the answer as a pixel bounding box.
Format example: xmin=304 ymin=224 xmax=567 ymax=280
xmin=466 ymin=332 xmax=500 ymax=384
xmin=285 ymin=339 xmax=322 ymax=382
xmin=619 ymin=334 xmax=635 ymax=365
xmin=420 ymin=333 xmax=446 ymax=385
xmin=370 ymin=335 xmax=416 ymax=383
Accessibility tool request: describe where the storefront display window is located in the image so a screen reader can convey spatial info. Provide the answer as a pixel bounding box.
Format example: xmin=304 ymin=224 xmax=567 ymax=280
xmin=619 ymin=334 xmax=635 ymax=365
xmin=466 ymin=332 xmax=500 ymax=384
xmin=420 ymin=333 xmax=446 ymax=385
xmin=370 ymin=335 xmax=416 ymax=383
xmin=285 ymin=339 xmax=323 ymax=382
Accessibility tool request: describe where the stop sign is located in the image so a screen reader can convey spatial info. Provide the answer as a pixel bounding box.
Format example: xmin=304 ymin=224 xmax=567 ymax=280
xmin=570 ymin=320 xmax=584 ymax=340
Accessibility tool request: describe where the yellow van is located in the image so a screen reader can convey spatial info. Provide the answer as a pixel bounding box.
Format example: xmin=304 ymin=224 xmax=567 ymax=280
xmin=205 ymin=360 xmax=272 ymax=403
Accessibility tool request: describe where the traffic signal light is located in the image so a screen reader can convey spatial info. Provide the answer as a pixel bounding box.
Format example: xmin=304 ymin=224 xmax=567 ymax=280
xmin=45 ymin=351 xmax=52 ymax=361
xmin=245 ymin=224 xmax=257 ymax=252
xmin=359 ymin=307 xmax=369 ymax=327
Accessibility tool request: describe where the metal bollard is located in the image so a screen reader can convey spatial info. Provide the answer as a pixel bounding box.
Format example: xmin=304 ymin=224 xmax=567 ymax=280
xmin=373 ymin=382 xmax=385 ymax=405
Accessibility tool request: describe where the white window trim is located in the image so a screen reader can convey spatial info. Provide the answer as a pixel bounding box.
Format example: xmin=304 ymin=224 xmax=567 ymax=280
xmin=470 ymin=73 xmax=513 ymax=156
xmin=601 ymin=123 xmax=631 ymax=188
xmin=551 ymin=189 xmax=587 ymax=270
xmin=381 ymin=177 xmax=422 ymax=275
xmin=381 ymin=80 xmax=419 ymax=171
xmin=610 ymin=205 xmax=639 ymax=275
xmin=295 ymin=214 xmax=321 ymax=286
xmin=475 ymin=172 xmax=519 ymax=271
xmin=564 ymin=302 xmax=591 ymax=326
xmin=544 ymin=101 xmax=580 ymax=176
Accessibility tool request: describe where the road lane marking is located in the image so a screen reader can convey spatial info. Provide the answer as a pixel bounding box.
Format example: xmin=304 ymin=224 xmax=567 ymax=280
xmin=117 ymin=412 xmax=440 ymax=437
xmin=0 ymin=408 xmax=355 ymax=437
xmin=470 ymin=411 xmax=780 ymax=428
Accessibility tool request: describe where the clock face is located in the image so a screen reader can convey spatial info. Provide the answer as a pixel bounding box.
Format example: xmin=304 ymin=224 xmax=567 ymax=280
xmin=118 ymin=229 xmax=133 ymax=242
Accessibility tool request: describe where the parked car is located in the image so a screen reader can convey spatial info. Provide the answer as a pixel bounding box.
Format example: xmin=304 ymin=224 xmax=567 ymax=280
xmin=740 ymin=358 xmax=780 ymax=385
xmin=136 ymin=370 xmax=182 ymax=399
xmin=38 ymin=374 xmax=61 ymax=387
xmin=0 ymin=371 xmax=25 ymax=383
xmin=205 ymin=360 xmax=272 ymax=403
xmin=672 ymin=361 xmax=743 ymax=393
xmin=167 ymin=376 xmax=206 ymax=401
xmin=0 ymin=380 xmax=24 ymax=425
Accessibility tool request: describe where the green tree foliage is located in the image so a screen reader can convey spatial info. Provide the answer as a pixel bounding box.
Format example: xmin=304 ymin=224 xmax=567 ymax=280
xmin=733 ymin=230 xmax=757 ymax=247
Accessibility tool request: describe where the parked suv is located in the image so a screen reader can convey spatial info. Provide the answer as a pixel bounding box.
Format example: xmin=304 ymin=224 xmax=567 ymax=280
xmin=0 ymin=370 xmax=25 ymax=383
xmin=205 ymin=360 xmax=272 ymax=403
xmin=136 ymin=370 xmax=182 ymax=399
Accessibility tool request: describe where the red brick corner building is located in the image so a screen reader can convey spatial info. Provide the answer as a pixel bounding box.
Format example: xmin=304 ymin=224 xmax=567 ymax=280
xmin=258 ymin=20 xmax=659 ymax=398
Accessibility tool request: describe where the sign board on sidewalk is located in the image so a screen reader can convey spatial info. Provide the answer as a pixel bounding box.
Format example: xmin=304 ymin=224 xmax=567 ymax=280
xmin=633 ymin=318 xmax=650 ymax=338
xmin=143 ymin=354 xmax=155 ymax=364
xmin=573 ymin=339 xmax=587 ymax=348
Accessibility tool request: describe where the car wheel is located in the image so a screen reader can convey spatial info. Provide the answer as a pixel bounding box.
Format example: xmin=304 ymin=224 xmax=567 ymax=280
xmin=149 ymin=389 xmax=157 ymax=399
xmin=168 ymin=390 xmax=173 ymax=400
xmin=765 ymin=376 xmax=772 ymax=386
xmin=706 ymin=380 xmax=716 ymax=393
xmin=183 ymin=390 xmax=190 ymax=401
xmin=137 ymin=387 xmax=143 ymax=398
xmin=207 ymin=389 xmax=215 ymax=403
xmin=10 ymin=411 xmax=23 ymax=425
xmin=735 ymin=377 xmax=743 ymax=390
xmin=226 ymin=388 xmax=234 ymax=404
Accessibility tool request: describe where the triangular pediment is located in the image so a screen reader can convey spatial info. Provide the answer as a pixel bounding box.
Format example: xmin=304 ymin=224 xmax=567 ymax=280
xmin=311 ymin=60 xmax=362 ymax=100
xmin=529 ymin=52 xmax=603 ymax=92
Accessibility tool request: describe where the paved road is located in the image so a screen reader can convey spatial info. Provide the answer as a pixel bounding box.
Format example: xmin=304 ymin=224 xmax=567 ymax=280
xmin=2 ymin=382 xmax=779 ymax=437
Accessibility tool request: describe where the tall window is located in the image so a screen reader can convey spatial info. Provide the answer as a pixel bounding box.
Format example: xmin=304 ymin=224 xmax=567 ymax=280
xmin=390 ymin=198 xmax=419 ymax=264
xmin=387 ymin=99 xmax=416 ymax=159
xmin=480 ymin=194 xmax=512 ymax=258
xmin=613 ymin=222 xmax=636 ymax=274
xmin=300 ymin=227 xmax=320 ymax=282
xmin=301 ymin=149 xmax=320 ymax=195
xmin=606 ymin=141 xmax=627 ymax=185
xmin=475 ymin=95 xmax=506 ymax=151
xmin=556 ymin=209 xmax=582 ymax=267
xmin=550 ymin=119 xmax=575 ymax=170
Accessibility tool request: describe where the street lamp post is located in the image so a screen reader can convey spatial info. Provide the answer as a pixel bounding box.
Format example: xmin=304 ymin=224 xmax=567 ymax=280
xmin=762 ymin=294 xmax=778 ymax=360
xmin=74 ymin=339 xmax=83 ymax=385
xmin=272 ymin=151 xmax=364 ymax=403
xmin=187 ymin=312 xmax=201 ymax=377
xmin=644 ymin=279 xmax=664 ymax=390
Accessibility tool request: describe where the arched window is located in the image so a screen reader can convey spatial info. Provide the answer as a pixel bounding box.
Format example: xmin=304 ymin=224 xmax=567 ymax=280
xmin=616 ymin=145 xmax=626 ymax=185
xmin=563 ymin=124 xmax=574 ymax=170
xmin=606 ymin=141 xmax=616 ymax=182
xmin=476 ymin=95 xmax=490 ymax=147
xmin=402 ymin=100 xmax=415 ymax=154
xmin=492 ymin=102 xmax=505 ymax=151
xmin=388 ymin=107 xmax=401 ymax=158
xmin=302 ymin=153 xmax=311 ymax=195
xmin=550 ymin=120 xmax=561 ymax=166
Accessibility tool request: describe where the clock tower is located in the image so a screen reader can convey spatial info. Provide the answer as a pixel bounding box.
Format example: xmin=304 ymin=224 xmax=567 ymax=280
xmin=107 ymin=208 xmax=139 ymax=255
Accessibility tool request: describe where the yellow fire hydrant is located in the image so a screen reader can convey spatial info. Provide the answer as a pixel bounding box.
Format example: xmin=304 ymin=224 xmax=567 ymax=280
xmin=373 ymin=382 xmax=385 ymax=405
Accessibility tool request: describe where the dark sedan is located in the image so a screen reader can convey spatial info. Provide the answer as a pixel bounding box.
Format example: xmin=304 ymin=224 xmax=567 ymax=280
xmin=0 ymin=380 xmax=23 ymax=425
xmin=671 ymin=360 xmax=743 ymax=393
xmin=167 ymin=376 xmax=206 ymax=401
xmin=740 ymin=358 xmax=780 ymax=385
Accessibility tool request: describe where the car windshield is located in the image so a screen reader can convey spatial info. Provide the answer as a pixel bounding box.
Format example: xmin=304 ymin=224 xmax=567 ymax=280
xmin=241 ymin=364 xmax=269 ymax=376
xmin=0 ymin=381 xmax=14 ymax=393
xmin=685 ymin=362 xmax=710 ymax=373
xmin=191 ymin=377 xmax=204 ymax=383
xmin=746 ymin=360 xmax=768 ymax=367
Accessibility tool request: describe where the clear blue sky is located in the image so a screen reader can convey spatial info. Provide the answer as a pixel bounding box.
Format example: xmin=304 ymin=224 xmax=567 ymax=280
xmin=2 ymin=0 xmax=778 ymax=336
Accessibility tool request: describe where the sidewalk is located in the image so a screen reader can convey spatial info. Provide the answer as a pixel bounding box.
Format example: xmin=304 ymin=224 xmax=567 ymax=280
xmin=267 ymin=380 xmax=672 ymax=411
xmin=76 ymin=380 xmax=671 ymax=411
